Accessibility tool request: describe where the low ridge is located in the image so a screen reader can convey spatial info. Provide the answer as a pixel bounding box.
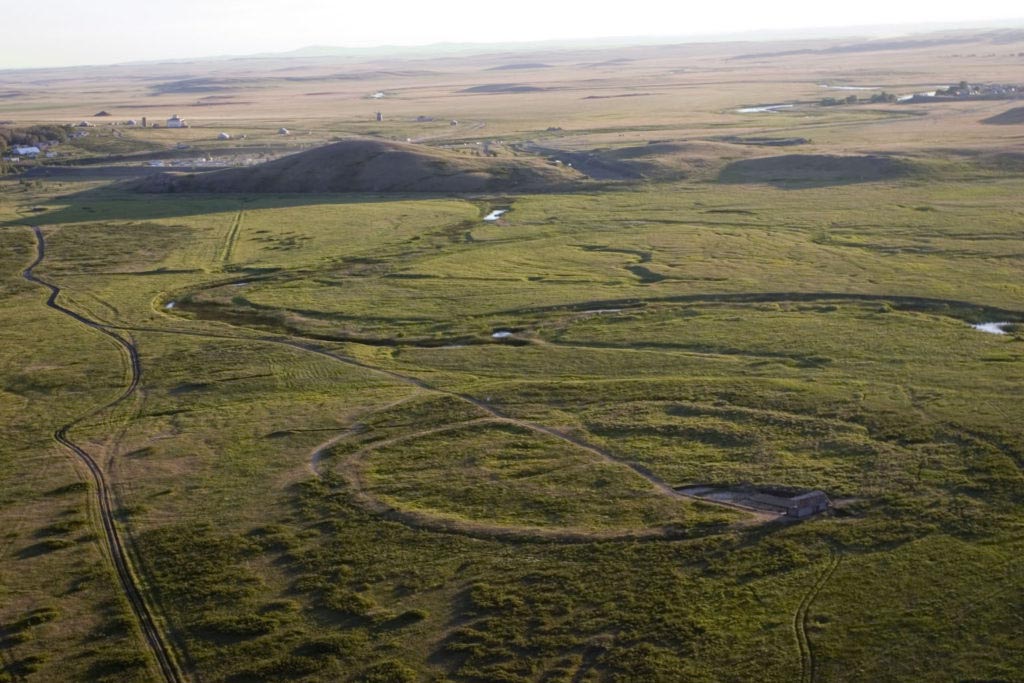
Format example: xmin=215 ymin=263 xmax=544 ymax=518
xmin=134 ymin=138 xmax=582 ymax=194
xmin=717 ymin=154 xmax=915 ymax=185
xmin=981 ymin=106 xmax=1024 ymax=125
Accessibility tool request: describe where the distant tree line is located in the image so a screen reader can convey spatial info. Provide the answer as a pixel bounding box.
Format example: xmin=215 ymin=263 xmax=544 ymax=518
xmin=940 ymin=81 xmax=972 ymax=96
xmin=0 ymin=125 xmax=72 ymax=153
xmin=820 ymin=92 xmax=898 ymax=106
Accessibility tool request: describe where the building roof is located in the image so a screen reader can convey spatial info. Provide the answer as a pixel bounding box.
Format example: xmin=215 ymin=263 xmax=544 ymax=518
xmin=747 ymin=493 xmax=793 ymax=511
xmin=791 ymin=490 xmax=829 ymax=504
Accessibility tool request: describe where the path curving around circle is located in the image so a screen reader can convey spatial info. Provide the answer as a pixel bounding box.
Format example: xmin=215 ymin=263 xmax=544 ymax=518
xmin=307 ymin=410 xmax=777 ymax=543
xmin=327 ymin=417 xmax=712 ymax=543
xmin=109 ymin=315 xmax=778 ymax=542
xmin=21 ymin=225 xmax=185 ymax=683
xmin=274 ymin=339 xmax=780 ymax=527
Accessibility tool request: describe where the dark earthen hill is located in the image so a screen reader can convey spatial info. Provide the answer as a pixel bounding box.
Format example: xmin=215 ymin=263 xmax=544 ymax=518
xmin=134 ymin=139 xmax=582 ymax=194
xmin=982 ymin=107 xmax=1024 ymax=125
xmin=718 ymin=154 xmax=915 ymax=185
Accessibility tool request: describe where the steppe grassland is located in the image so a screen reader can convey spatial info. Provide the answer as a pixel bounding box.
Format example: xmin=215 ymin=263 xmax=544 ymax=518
xmin=6 ymin=35 xmax=1023 ymax=147
xmin=5 ymin=166 xmax=1023 ymax=679
xmin=2 ymin=32 xmax=1024 ymax=683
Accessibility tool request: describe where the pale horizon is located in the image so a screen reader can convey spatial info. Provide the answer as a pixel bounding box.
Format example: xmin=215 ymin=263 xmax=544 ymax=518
xmin=4 ymin=0 xmax=1024 ymax=70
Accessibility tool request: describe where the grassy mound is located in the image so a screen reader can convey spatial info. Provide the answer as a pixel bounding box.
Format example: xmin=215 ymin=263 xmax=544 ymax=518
xmin=599 ymin=141 xmax=739 ymax=179
xmin=460 ymin=83 xmax=546 ymax=93
xmin=981 ymin=106 xmax=1024 ymax=125
xmin=133 ymin=138 xmax=582 ymax=194
xmin=718 ymin=154 xmax=914 ymax=185
xmin=526 ymin=140 xmax=737 ymax=181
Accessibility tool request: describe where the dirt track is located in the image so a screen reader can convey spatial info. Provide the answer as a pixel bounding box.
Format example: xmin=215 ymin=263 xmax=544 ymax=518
xmin=794 ymin=550 xmax=842 ymax=683
xmin=21 ymin=225 xmax=185 ymax=683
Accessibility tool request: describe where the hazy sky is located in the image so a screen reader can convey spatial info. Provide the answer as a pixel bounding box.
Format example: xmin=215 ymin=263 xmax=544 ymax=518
xmin=4 ymin=0 xmax=1023 ymax=69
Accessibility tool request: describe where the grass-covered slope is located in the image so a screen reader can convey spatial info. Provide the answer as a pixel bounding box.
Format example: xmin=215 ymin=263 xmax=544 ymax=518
xmin=134 ymin=139 xmax=583 ymax=194
xmin=718 ymin=154 xmax=916 ymax=186
xmin=981 ymin=106 xmax=1024 ymax=125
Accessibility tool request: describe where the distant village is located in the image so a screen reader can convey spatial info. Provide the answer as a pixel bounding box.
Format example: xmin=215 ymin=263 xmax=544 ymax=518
xmin=2 ymin=107 xmax=437 ymax=167
xmin=4 ymin=114 xmax=221 ymax=165
xmin=901 ymin=81 xmax=1021 ymax=103
xmin=818 ymin=81 xmax=1020 ymax=107
xmin=1 ymin=110 xmax=334 ymax=174
xmin=0 ymin=124 xmax=69 ymax=164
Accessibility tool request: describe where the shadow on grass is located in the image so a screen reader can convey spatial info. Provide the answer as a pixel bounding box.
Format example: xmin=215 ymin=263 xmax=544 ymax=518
xmin=16 ymin=539 xmax=74 ymax=559
xmin=0 ymin=183 xmax=469 ymax=228
xmin=505 ymin=290 xmax=1024 ymax=323
xmin=717 ymin=154 xmax=917 ymax=188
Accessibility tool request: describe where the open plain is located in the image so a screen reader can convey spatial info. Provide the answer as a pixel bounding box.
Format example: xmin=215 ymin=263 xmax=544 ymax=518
xmin=2 ymin=28 xmax=1024 ymax=682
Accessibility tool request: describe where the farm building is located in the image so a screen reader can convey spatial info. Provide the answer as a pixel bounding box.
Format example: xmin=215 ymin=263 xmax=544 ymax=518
xmin=218 ymin=132 xmax=231 ymax=140
xmin=278 ymin=127 xmax=290 ymax=135
xmin=167 ymin=114 xmax=187 ymax=129
xmin=677 ymin=483 xmax=832 ymax=519
xmin=12 ymin=146 xmax=41 ymax=157
xmin=787 ymin=491 xmax=831 ymax=517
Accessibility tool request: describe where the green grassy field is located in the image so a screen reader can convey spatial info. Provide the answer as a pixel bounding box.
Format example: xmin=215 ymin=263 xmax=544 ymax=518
xmin=3 ymin=30 xmax=1024 ymax=683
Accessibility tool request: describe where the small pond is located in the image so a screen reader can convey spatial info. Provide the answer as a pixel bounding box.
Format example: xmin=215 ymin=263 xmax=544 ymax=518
xmin=736 ymin=104 xmax=794 ymax=114
xmin=972 ymin=322 xmax=1014 ymax=335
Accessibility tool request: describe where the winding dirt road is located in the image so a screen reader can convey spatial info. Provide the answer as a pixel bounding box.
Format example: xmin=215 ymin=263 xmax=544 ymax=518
xmin=22 ymin=226 xmax=184 ymax=683
xmin=794 ymin=550 xmax=841 ymax=683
